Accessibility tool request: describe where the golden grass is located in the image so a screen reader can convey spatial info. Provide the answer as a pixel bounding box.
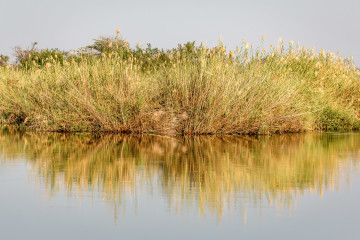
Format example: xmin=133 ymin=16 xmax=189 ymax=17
xmin=0 ymin=39 xmax=360 ymax=134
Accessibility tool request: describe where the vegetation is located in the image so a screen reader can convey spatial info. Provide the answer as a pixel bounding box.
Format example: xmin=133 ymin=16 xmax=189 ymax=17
xmin=13 ymin=42 xmax=68 ymax=69
xmin=0 ymin=54 xmax=9 ymax=67
xmin=1 ymin=34 xmax=360 ymax=135
xmin=1 ymin=128 xmax=359 ymax=221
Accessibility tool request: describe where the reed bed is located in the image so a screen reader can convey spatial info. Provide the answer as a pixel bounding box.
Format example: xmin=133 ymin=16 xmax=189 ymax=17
xmin=0 ymin=36 xmax=360 ymax=135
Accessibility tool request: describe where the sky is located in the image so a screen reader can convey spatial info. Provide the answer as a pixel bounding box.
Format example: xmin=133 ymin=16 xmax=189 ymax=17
xmin=1 ymin=0 xmax=359 ymax=65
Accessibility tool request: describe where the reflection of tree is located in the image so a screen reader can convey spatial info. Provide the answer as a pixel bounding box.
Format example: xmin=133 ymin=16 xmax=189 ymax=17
xmin=1 ymin=128 xmax=359 ymax=222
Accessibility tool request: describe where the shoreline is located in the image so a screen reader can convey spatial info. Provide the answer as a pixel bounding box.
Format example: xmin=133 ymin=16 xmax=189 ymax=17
xmin=0 ymin=123 xmax=352 ymax=137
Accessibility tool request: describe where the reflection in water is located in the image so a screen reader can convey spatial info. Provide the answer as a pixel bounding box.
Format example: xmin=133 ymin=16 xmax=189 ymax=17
xmin=1 ymin=128 xmax=360 ymax=222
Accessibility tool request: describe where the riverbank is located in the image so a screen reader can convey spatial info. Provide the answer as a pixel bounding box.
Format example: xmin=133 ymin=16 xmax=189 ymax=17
xmin=1 ymin=37 xmax=360 ymax=135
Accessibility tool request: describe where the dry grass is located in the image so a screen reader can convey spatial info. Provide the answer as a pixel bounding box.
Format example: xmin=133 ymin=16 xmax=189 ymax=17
xmin=1 ymin=38 xmax=360 ymax=135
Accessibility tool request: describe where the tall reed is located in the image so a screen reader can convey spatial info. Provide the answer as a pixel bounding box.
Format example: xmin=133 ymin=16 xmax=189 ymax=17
xmin=1 ymin=37 xmax=359 ymax=135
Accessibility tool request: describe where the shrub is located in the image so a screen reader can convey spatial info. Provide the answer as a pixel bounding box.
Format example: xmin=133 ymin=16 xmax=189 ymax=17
xmin=316 ymin=106 xmax=358 ymax=130
xmin=86 ymin=36 xmax=129 ymax=53
xmin=85 ymin=37 xmax=208 ymax=72
xmin=0 ymin=55 xmax=9 ymax=67
xmin=14 ymin=42 xmax=67 ymax=69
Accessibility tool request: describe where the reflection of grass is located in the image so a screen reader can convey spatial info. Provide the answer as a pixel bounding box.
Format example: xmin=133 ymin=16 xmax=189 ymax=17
xmin=1 ymin=128 xmax=359 ymax=220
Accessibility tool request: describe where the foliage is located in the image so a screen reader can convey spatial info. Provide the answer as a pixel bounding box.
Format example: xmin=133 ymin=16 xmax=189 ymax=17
xmin=14 ymin=42 xmax=67 ymax=69
xmin=317 ymin=106 xmax=360 ymax=130
xmin=0 ymin=55 xmax=9 ymax=67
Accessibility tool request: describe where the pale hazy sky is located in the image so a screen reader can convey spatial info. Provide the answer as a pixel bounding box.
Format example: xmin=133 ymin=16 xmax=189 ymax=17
xmin=1 ymin=0 xmax=359 ymax=65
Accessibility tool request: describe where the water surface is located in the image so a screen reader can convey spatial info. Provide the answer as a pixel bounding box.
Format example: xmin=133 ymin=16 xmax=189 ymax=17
xmin=1 ymin=129 xmax=360 ymax=239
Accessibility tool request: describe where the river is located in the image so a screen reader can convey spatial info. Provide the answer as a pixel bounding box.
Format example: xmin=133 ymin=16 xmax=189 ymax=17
xmin=1 ymin=128 xmax=360 ymax=239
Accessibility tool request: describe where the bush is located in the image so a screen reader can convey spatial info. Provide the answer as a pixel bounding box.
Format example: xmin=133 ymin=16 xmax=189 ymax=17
xmin=316 ymin=106 xmax=358 ymax=130
xmin=0 ymin=55 xmax=9 ymax=67
xmin=14 ymin=42 xmax=67 ymax=69
xmin=86 ymin=36 xmax=130 ymax=54
xmin=85 ymin=37 xmax=208 ymax=72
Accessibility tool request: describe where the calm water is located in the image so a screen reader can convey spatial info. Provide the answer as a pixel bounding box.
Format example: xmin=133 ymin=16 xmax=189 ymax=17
xmin=1 ymin=129 xmax=360 ymax=240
